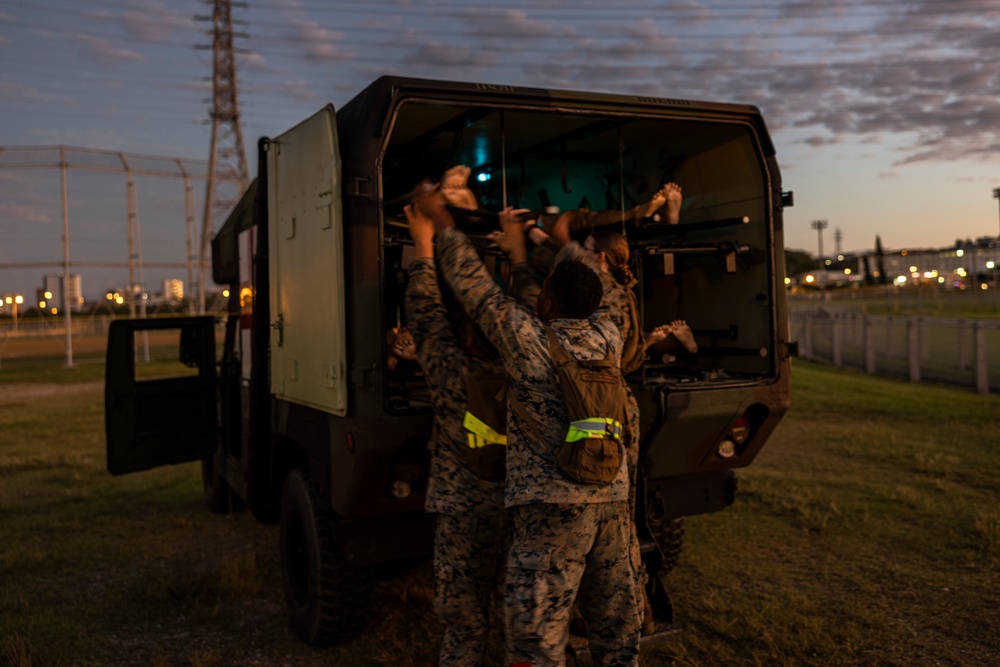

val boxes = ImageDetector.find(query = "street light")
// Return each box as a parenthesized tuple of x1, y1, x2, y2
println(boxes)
(994, 188, 1000, 237)
(5, 294, 24, 332)
(811, 219, 829, 266)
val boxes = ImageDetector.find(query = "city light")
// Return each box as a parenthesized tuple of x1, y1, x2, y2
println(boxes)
(956, 249, 965, 257)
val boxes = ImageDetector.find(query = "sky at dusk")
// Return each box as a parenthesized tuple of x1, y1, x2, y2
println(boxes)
(2, 0, 1000, 301)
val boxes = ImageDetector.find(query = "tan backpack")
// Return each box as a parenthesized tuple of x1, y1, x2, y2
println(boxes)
(545, 325, 627, 486)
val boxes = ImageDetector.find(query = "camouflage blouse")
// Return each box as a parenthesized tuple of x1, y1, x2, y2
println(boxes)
(435, 227, 629, 508)
(404, 256, 505, 516)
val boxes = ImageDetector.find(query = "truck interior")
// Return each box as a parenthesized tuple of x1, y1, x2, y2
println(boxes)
(379, 100, 778, 411)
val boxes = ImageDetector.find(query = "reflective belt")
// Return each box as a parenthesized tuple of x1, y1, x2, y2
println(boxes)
(565, 417, 623, 443)
(463, 411, 508, 449)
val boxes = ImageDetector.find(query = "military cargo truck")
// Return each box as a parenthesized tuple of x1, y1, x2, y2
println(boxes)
(105, 76, 795, 645)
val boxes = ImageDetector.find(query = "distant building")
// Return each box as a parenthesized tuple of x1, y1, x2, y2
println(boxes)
(875, 237, 1000, 288)
(38, 274, 84, 312)
(162, 279, 184, 304)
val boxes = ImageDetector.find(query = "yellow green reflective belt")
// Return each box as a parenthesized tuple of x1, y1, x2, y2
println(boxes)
(463, 412, 507, 449)
(565, 417, 623, 443)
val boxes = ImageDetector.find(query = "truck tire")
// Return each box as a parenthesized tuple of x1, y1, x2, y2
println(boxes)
(280, 469, 373, 645)
(656, 517, 685, 576)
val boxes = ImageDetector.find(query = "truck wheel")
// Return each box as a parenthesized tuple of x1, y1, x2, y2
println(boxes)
(655, 517, 685, 575)
(280, 469, 373, 645)
(201, 451, 245, 514)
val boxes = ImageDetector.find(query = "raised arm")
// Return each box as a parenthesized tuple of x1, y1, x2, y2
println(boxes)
(402, 204, 464, 393)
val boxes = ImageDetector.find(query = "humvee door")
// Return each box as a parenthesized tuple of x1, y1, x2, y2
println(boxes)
(105, 316, 218, 475)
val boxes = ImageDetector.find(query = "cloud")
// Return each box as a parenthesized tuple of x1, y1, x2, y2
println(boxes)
(292, 19, 351, 62)
(0, 202, 52, 225)
(803, 136, 840, 147)
(75, 34, 145, 66)
(279, 79, 320, 104)
(267, 0, 351, 64)
(121, 1, 194, 43)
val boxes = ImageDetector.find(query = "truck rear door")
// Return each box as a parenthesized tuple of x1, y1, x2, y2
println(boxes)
(105, 316, 218, 475)
(267, 105, 348, 416)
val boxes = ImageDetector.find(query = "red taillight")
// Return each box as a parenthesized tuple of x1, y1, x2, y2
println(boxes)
(731, 413, 750, 445)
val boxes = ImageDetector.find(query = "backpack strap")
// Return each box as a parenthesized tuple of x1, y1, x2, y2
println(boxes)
(543, 324, 573, 365)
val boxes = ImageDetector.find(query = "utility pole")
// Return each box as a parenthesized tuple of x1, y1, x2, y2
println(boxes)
(197, 0, 249, 314)
(811, 219, 828, 266)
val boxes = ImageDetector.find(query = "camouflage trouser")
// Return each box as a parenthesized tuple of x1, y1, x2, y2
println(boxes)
(434, 505, 509, 667)
(624, 389, 647, 590)
(504, 502, 641, 667)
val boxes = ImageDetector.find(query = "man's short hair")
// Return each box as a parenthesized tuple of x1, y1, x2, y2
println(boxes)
(547, 259, 603, 319)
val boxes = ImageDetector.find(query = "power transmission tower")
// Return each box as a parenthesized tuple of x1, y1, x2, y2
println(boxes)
(197, 0, 249, 314)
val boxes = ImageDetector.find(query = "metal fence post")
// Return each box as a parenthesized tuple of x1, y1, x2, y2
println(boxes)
(886, 316, 894, 358)
(957, 319, 969, 370)
(803, 315, 813, 358)
(919, 317, 929, 361)
(974, 322, 989, 394)
(832, 312, 843, 366)
(864, 316, 876, 374)
(908, 319, 921, 382)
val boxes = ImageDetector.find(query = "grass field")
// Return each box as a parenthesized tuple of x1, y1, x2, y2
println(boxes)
(1, 359, 999, 666)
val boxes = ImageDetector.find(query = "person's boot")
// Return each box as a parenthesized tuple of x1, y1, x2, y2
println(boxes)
(641, 586, 656, 636)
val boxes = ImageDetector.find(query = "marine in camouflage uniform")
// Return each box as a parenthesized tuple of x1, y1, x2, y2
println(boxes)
(405, 250, 508, 666)
(517, 235, 649, 625)
(429, 208, 640, 667)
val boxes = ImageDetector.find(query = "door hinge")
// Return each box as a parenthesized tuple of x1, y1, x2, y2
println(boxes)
(348, 177, 372, 200)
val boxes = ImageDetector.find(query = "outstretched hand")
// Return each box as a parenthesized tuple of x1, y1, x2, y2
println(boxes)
(550, 211, 574, 246)
(403, 204, 434, 259)
(492, 207, 530, 263)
